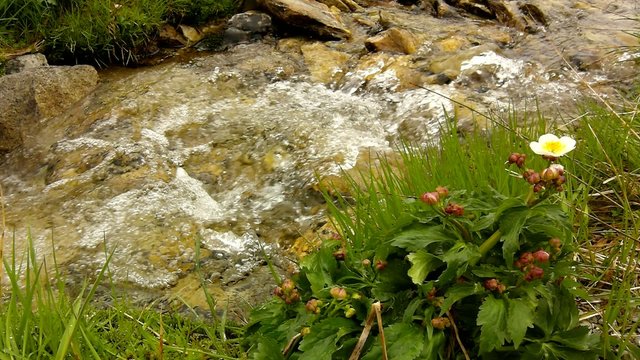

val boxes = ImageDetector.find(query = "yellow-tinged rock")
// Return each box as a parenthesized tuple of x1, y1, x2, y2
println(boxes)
(365, 27, 419, 55)
(301, 42, 351, 85)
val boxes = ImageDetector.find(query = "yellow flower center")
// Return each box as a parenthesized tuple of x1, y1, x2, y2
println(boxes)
(542, 140, 563, 154)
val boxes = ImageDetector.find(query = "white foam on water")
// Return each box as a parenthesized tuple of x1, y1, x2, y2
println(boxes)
(460, 51, 525, 85)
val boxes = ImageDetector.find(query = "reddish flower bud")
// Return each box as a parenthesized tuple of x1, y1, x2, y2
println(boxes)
(549, 164, 565, 176)
(281, 279, 295, 292)
(285, 291, 301, 304)
(273, 286, 283, 297)
(549, 238, 562, 252)
(526, 172, 541, 185)
(435, 186, 449, 197)
(431, 317, 451, 330)
(444, 202, 464, 216)
(519, 252, 534, 265)
(524, 265, 544, 281)
(516, 156, 526, 168)
(427, 287, 437, 300)
(484, 279, 499, 291)
(508, 153, 519, 164)
(497, 284, 506, 293)
(375, 259, 387, 271)
(533, 249, 550, 263)
(533, 182, 545, 192)
(330, 287, 348, 300)
(420, 191, 439, 205)
(333, 249, 346, 261)
(555, 175, 566, 185)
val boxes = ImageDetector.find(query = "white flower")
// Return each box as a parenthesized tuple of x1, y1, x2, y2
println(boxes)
(529, 134, 576, 157)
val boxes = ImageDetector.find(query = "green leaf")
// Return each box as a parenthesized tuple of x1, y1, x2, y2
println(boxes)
(362, 323, 424, 360)
(549, 326, 600, 351)
(301, 242, 339, 293)
(437, 242, 481, 284)
(471, 213, 496, 232)
(422, 330, 447, 360)
(390, 225, 456, 252)
(298, 317, 359, 360)
(440, 282, 484, 314)
(499, 206, 529, 265)
(507, 298, 534, 349)
(252, 338, 286, 360)
(477, 295, 509, 354)
(407, 250, 443, 285)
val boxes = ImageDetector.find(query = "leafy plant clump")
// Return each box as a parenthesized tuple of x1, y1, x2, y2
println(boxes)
(245, 134, 604, 359)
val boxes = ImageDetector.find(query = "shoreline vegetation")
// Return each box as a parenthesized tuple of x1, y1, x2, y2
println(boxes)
(1, 0, 639, 358)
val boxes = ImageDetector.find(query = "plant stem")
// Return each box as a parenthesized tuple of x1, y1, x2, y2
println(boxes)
(477, 229, 503, 259)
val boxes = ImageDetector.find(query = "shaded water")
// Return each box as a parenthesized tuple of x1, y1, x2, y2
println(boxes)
(1, 0, 638, 311)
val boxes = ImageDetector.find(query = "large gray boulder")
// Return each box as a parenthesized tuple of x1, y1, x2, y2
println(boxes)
(0, 65, 98, 152)
(258, 0, 351, 39)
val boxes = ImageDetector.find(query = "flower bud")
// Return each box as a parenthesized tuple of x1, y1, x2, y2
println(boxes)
(345, 307, 356, 318)
(549, 238, 562, 252)
(301, 327, 311, 336)
(420, 191, 439, 205)
(375, 259, 387, 271)
(431, 317, 451, 330)
(533, 249, 550, 263)
(483, 278, 499, 291)
(362, 258, 371, 267)
(435, 186, 449, 197)
(524, 265, 544, 281)
(519, 252, 534, 266)
(497, 284, 506, 293)
(281, 279, 295, 292)
(508, 153, 519, 164)
(285, 291, 301, 304)
(330, 287, 348, 300)
(516, 155, 526, 168)
(352, 292, 362, 300)
(526, 172, 541, 185)
(541, 167, 559, 181)
(533, 182, 545, 193)
(555, 175, 566, 185)
(549, 164, 565, 175)
(305, 299, 321, 314)
(333, 249, 346, 261)
(444, 202, 464, 216)
(426, 287, 437, 300)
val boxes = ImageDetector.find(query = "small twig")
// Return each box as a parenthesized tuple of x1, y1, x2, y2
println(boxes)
(446, 311, 470, 360)
(283, 333, 302, 357)
(349, 301, 382, 360)
(374, 302, 388, 360)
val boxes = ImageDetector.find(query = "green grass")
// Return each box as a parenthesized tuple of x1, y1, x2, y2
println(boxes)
(0, 0, 239, 66)
(0, 235, 244, 359)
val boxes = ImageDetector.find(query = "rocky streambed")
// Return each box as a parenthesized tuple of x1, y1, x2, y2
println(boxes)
(0, 0, 638, 316)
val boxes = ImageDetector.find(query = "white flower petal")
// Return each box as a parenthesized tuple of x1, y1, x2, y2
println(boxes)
(538, 134, 560, 144)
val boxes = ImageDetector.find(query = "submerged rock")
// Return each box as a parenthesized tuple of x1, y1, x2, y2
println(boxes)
(258, 0, 351, 39)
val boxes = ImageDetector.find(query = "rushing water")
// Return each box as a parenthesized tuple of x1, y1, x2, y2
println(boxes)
(1, 0, 638, 311)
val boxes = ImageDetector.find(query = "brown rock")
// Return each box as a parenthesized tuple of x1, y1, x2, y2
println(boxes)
(316, 0, 361, 12)
(364, 27, 418, 54)
(301, 42, 351, 85)
(258, 0, 351, 39)
(0, 65, 98, 152)
(159, 24, 187, 47)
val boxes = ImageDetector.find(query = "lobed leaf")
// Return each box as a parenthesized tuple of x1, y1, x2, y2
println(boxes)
(477, 295, 509, 354)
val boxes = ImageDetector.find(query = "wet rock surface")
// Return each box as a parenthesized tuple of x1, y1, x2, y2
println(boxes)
(1, 0, 638, 318)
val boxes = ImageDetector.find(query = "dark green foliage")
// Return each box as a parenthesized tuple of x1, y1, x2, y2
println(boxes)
(0, 0, 239, 66)
(244, 123, 604, 359)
